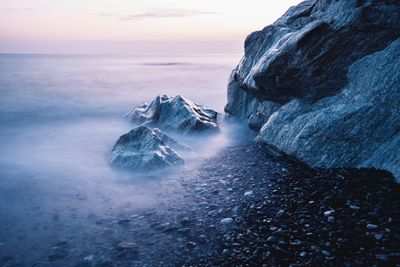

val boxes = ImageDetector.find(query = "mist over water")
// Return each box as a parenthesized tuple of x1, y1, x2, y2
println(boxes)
(0, 53, 252, 263)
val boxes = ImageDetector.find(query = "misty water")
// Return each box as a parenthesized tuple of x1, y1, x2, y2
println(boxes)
(0, 54, 253, 264)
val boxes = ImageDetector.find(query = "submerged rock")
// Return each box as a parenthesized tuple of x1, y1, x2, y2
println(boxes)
(224, 0, 400, 180)
(125, 95, 218, 133)
(111, 126, 184, 171)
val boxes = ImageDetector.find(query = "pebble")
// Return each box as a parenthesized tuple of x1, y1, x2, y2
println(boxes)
(220, 218, 234, 225)
(244, 191, 254, 197)
(349, 204, 360, 210)
(321, 250, 330, 257)
(374, 233, 384, 240)
(367, 223, 378, 230)
(375, 254, 389, 262)
(324, 210, 335, 216)
(271, 229, 283, 237)
(291, 239, 301, 246)
(276, 210, 285, 218)
(266, 236, 277, 244)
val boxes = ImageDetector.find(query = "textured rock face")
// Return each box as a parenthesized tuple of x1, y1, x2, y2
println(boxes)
(111, 126, 184, 171)
(126, 95, 218, 133)
(225, 0, 400, 121)
(259, 39, 400, 181)
(225, 0, 400, 180)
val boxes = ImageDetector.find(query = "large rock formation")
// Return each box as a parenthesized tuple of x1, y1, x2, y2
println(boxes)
(259, 40, 400, 179)
(225, 0, 400, 180)
(111, 126, 185, 171)
(126, 95, 218, 133)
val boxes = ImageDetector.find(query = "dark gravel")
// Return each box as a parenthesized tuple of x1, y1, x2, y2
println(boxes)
(182, 143, 400, 266)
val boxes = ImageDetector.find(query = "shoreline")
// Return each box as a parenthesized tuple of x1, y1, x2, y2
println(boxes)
(5, 141, 396, 266)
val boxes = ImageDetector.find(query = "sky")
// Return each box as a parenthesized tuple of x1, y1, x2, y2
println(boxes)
(0, 0, 302, 54)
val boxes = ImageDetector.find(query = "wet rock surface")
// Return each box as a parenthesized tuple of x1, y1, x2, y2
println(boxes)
(125, 95, 218, 133)
(111, 125, 184, 171)
(1, 143, 399, 266)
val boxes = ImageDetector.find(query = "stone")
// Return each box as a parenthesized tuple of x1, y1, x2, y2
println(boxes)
(258, 40, 400, 181)
(321, 250, 330, 257)
(266, 236, 277, 244)
(367, 224, 378, 230)
(244, 191, 254, 197)
(125, 95, 218, 133)
(220, 218, 234, 225)
(323, 210, 335, 216)
(375, 254, 389, 262)
(374, 233, 384, 241)
(349, 205, 360, 210)
(224, 0, 400, 181)
(276, 209, 285, 218)
(152, 128, 190, 151)
(226, 0, 399, 106)
(111, 126, 184, 171)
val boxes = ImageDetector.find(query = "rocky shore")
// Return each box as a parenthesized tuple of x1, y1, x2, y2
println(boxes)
(184, 144, 400, 266)
(2, 0, 399, 265)
(76, 144, 400, 266)
(2, 141, 398, 267)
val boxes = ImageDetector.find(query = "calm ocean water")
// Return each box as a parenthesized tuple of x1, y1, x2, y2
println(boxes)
(0, 54, 251, 264)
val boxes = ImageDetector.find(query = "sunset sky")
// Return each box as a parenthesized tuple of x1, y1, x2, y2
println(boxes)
(0, 0, 302, 54)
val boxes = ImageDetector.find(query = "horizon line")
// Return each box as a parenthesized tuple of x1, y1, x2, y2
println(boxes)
(0, 52, 243, 56)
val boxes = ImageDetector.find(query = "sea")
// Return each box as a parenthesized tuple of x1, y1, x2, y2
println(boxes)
(0, 53, 251, 264)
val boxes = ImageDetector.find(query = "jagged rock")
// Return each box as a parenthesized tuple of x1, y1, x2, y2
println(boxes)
(225, 0, 400, 180)
(225, 0, 400, 119)
(152, 128, 190, 151)
(258, 40, 400, 181)
(125, 95, 218, 133)
(111, 126, 184, 170)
